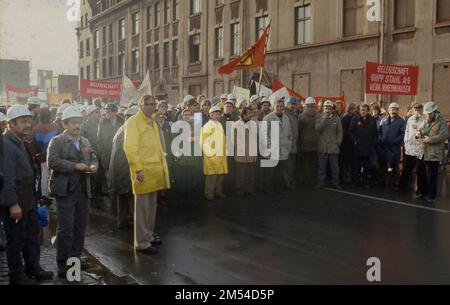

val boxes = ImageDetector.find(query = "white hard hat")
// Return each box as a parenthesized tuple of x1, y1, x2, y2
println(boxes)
(423, 101, 438, 115)
(224, 99, 234, 106)
(209, 105, 222, 114)
(389, 102, 400, 109)
(183, 95, 195, 103)
(324, 100, 334, 107)
(7, 105, 32, 121)
(125, 105, 139, 116)
(0, 112, 7, 122)
(261, 97, 271, 105)
(227, 93, 236, 100)
(250, 95, 259, 103)
(168, 104, 174, 111)
(40, 102, 49, 109)
(220, 94, 228, 99)
(85, 105, 98, 116)
(27, 96, 42, 106)
(305, 97, 316, 105)
(380, 108, 387, 115)
(57, 103, 71, 115)
(62, 106, 83, 121)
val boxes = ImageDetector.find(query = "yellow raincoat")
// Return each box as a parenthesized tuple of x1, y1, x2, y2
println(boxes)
(200, 120, 228, 176)
(123, 111, 171, 195)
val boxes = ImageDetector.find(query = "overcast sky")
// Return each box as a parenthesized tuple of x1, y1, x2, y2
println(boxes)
(0, 0, 78, 85)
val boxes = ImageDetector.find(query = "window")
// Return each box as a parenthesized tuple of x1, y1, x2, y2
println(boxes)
(108, 57, 114, 77)
(173, 0, 179, 21)
(189, 34, 201, 63)
(147, 46, 152, 69)
(102, 58, 107, 78)
(256, 16, 269, 39)
(215, 27, 223, 58)
(132, 50, 140, 73)
(94, 61, 100, 79)
(94, 30, 99, 49)
(86, 38, 90, 56)
(437, 0, 450, 23)
(172, 39, 179, 65)
(188, 84, 201, 97)
(163, 42, 169, 67)
(102, 26, 107, 46)
(164, 0, 171, 24)
(109, 23, 113, 43)
(154, 45, 160, 69)
(119, 18, 125, 40)
(80, 41, 84, 58)
(147, 6, 152, 30)
(86, 65, 91, 80)
(190, 0, 201, 15)
(295, 5, 311, 44)
(154, 2, 161, 27)
(80, 67, 84, 79)
(231, 23, 240, 56)
(395, 0, 415, 29)
(343, 0, 365, 37)
(118, 54, 125, 75)
(132, 12, 140, 35)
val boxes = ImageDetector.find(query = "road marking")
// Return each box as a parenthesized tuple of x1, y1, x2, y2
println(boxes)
(324, 188, 450, 214)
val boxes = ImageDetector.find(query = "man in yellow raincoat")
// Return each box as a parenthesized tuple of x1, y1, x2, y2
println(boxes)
(123, 95, 170, 255)
(200, 106, 228, 201)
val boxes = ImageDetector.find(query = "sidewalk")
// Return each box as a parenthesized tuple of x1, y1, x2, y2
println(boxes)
(0, 246, 103, 285)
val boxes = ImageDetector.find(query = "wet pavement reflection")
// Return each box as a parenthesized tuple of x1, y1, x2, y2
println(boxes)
(83, 171, 450, 285)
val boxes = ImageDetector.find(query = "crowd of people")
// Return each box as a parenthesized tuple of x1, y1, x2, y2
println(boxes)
(0, 91, 448, 285)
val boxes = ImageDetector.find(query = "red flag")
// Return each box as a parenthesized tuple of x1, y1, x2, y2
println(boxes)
(271, 77, 305, 100)
(218, 22, 271, 75)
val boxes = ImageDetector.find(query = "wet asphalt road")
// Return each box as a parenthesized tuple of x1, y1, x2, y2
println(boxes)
(84, 172, 450, 285)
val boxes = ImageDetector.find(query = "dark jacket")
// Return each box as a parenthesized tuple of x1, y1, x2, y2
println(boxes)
(298, 108, 320, 152)
(349, 114, 378, 157)
(0, 131, 37, 211)
(109, 126, 132, 195)
(81, 118, 99, 153)
(47, 132, 98, 198)
(380, 116, 406, 164)
(221, 113, 239, 134)
(341, 112, 355, 151)
(97, 116, 124, 169)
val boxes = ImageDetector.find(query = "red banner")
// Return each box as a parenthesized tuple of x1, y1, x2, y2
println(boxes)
(4, 83, 38, 104)
(80, 79, 139, 100)
(365, 61, 419, 96)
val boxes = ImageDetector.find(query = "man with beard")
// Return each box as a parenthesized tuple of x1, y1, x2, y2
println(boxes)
(47, 106, 98, 278)
(0, 105, 53, 285)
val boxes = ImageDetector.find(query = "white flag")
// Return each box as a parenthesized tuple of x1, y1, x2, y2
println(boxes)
(120, 74, 138, 106)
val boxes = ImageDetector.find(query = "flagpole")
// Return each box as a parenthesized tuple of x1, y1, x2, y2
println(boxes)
(257, 21, 271, 97)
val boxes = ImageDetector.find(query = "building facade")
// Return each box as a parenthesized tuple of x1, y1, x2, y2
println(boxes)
(37, 69, 53, 91)
(0, 59, 30, 92)
(79, 0, 450, 119)
(45, 75, 79, 97)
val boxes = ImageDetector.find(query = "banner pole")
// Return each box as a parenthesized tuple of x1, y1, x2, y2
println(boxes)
(257, 21, 271, 97)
